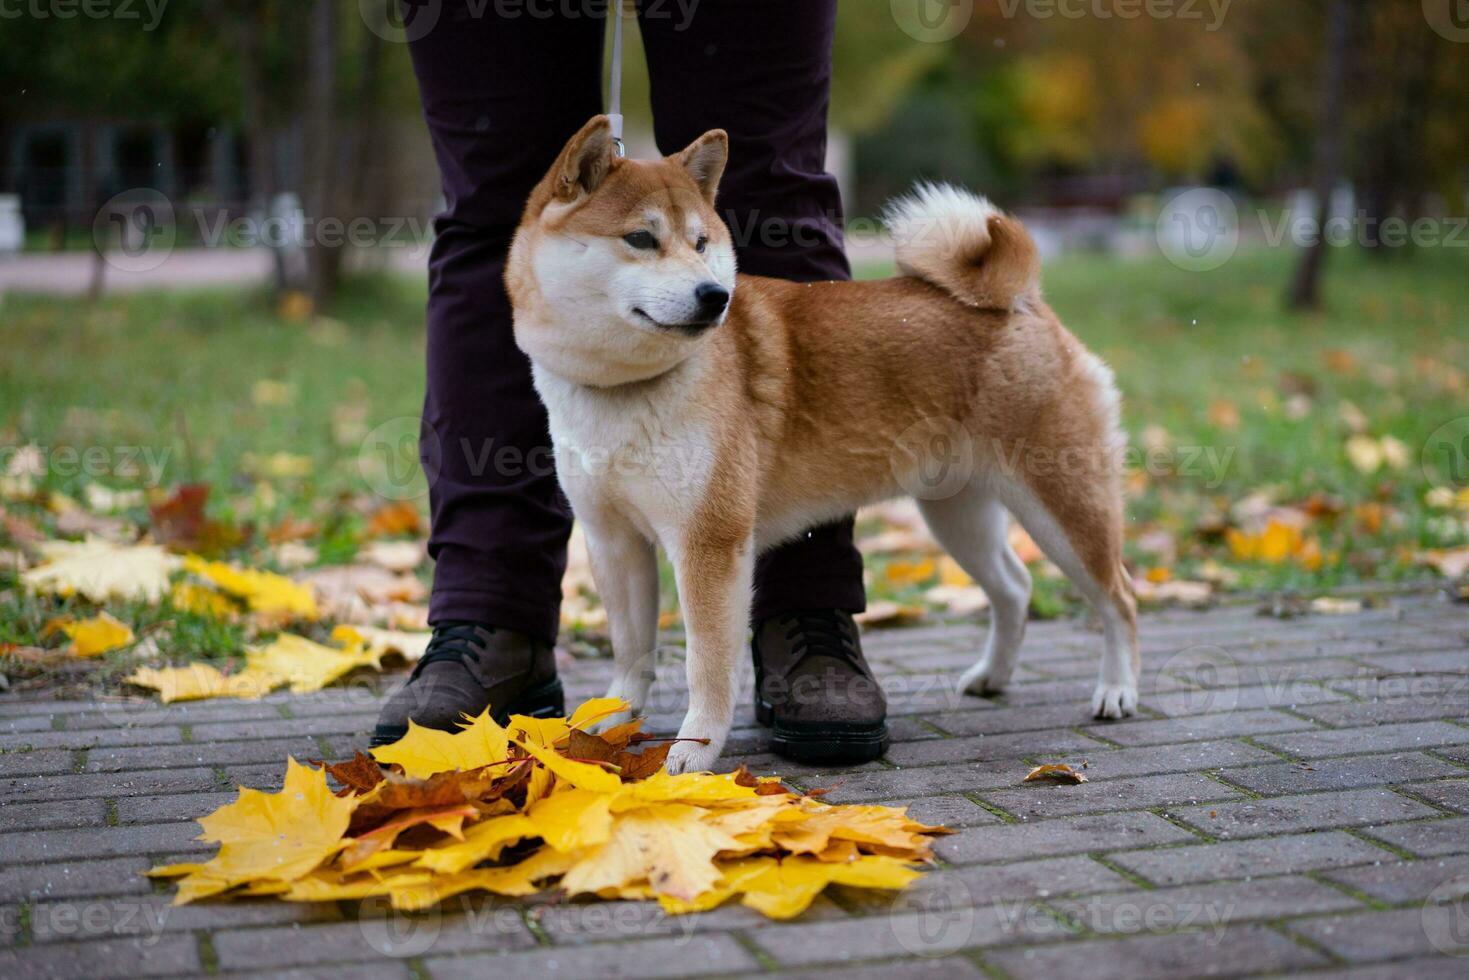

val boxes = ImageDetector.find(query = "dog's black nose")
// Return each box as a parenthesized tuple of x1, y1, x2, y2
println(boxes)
(694, 282, 730, 320)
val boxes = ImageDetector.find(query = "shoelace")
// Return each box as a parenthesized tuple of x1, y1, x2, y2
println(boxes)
(409, 621, 492, 679)
(782, 611, 860, 667)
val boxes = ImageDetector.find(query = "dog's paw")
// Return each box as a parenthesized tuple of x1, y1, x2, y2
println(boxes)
(663, 739, 721, 776)
(1091, 682, 1138, 720)
(960, 658, 1012, 698)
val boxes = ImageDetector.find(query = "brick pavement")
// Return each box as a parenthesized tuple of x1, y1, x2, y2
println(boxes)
(1, 592, 1466, 978)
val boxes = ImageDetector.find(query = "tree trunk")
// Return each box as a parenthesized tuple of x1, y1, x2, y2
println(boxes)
(1286, 0, 1362, 311)
(303, 0, 342, 310)
(237, 9, 291, 294)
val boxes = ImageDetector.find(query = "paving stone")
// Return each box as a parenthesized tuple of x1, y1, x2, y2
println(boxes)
(787, 958, 988, 980)
(1081, 709, 1317, 747)
(424, 933, 759, 978)
(936, 811, 1198, 865)
(882, 728, 1108, 767)
(0, 748, 75, 778)
(113, 791, 237, 825)
(1362, 815, 1469, 857)
(983, 923, 1327, 979)
(1283, 960, 1469, 980)
(977, 772, 1243, 821)
(0, 766, 221, 804)
(1051, 874, 1360, 934)
(837, 855, 1134, 914)
(922, 702, 1106, 737)
(0, 935, 201, 978)
(0, 857, 153, 902)
(0, 821, 210, 866)
(1165, 788, 1440, 839)
(1397, 777, 1469, 813)
(0, 726, 185, 751)
(1147, 682, 1348, 718)
(188, 714, 380, 743)
(533, 893, 845, 943)
(1216, 752, 1465, 796)
(1106, 831, 1396, 886)
(224, 967, 412, 980)
(84, 737, 325, 773)
(748, 903, 1066, 965)
(1301, 693, 1469, 727)
(1255, 721, 1469, 760)
(0, 797, 108, 832)
(873, 794, 1001, 828)
(213, 912, 538, 971)
(1289, 908, 1461, 961)
(1324, 855, 1469, 903)
(0, 715, 63, 734)
(26, 895, 341, 943)
(1049, 739, 1283, 780)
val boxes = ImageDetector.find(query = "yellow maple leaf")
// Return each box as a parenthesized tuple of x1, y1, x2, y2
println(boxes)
(412, 813, 536, 874)
(370, 710, 512, 779)
(514, 738, 622, 794)
(23, 538, 179, 603)
(171, 582, 240, 620)
(883, 557, 937, 586)
(330, 624, 430, 662)
(126, 663, 282, 703)
(184, 556, 318, 622)
(245, 633, 380, 695)
(44, 612, 134, 657)
(169, 759, 355, 902)
(560, 803, 745, 901)
(526, 788, 613, 852)
(661, 855, 923, 919)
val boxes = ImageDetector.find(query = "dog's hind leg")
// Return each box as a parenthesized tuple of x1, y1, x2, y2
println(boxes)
(995, 472, 1139, 720)
(919, 490, 1032, 697)
(663, 532, 755, 774)
(582, 515, 661, 729)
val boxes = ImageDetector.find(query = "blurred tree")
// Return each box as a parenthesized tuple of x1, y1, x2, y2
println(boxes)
(1287, 0, 1366, 311)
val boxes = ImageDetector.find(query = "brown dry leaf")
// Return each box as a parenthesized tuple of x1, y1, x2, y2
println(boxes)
(316, 751, 386, 795)
(1023, 764, 1088, 785)
(149, 484, 247, 556)
(364, 501, 424, 538)
(1416, 547, 1469, 579)
(361, 540, 425, 573)
(300, 565, 428, 624)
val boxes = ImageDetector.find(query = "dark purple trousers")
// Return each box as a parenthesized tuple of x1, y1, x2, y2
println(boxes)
(408, 0, 865, 644)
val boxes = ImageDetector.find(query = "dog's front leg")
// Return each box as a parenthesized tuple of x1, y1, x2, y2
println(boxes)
(663, 532, 754, 774)
(583, 516, 660, 729)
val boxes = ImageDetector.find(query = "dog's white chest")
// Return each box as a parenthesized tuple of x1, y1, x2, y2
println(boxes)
(533, 365, 715, 542)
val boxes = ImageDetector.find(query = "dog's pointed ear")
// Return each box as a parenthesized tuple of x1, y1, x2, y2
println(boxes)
(552, 116, 616, 203)
(675, 129, 728, 203)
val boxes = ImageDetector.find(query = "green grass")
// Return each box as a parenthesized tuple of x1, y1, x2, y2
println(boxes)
(2, 245, 1467, 680)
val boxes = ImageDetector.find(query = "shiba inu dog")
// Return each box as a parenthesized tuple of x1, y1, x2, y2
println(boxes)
(507, 116, 1138, 774)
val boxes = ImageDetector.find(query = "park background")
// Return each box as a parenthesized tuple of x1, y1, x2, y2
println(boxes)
(1, 0, 1468, 692)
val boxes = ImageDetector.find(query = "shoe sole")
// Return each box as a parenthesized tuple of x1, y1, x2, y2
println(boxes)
(755, 699, 890, 765)
(369, 677, 566, 748)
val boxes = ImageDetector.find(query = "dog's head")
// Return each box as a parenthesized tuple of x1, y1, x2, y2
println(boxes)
(507, 115, 736, 387)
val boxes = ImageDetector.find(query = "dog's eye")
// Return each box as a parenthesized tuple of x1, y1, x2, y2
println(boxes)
(695, 236, 709, 253)
(623, 231, 658, 250)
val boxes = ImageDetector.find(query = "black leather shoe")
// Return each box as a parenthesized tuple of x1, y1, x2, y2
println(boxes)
(751, 609, 889, 764)
(371, 621, 563, 747)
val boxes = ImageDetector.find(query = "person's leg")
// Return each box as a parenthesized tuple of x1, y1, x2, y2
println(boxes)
(638, 0, 883, 762)
(375, 2, 605, 742)
(410, 2, 606, 644)
(635, 0, 865, 623)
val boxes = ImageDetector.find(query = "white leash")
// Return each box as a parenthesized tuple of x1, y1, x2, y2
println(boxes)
(607, 0, 626, 158)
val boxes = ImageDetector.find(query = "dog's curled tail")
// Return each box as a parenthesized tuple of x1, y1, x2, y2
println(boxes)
(884, 183, 1040, 312)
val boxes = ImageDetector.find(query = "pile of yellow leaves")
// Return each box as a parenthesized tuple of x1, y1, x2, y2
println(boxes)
(150, 699, 946, 919)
